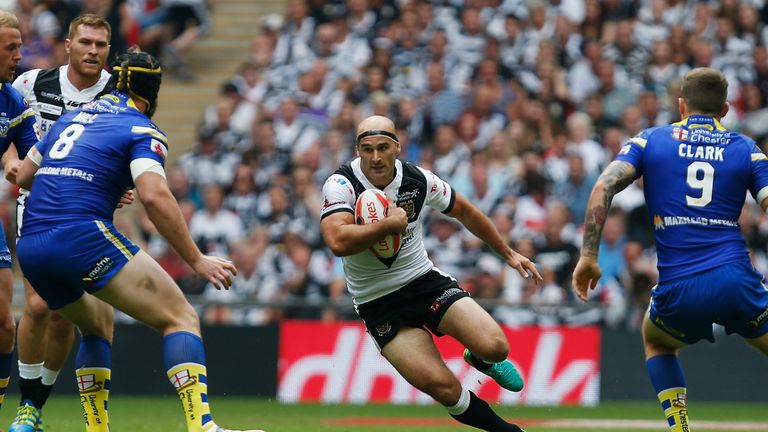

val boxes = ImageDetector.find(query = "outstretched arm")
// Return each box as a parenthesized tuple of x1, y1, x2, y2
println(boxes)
(135, 171, 236, 289)
(573, 160, 637, 301)
(447, 192, 542, 281)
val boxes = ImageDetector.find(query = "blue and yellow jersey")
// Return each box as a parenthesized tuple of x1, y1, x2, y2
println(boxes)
(0, 82, 38, 158)
(616, 115, 768, 283)
(22, 92, 168, 235)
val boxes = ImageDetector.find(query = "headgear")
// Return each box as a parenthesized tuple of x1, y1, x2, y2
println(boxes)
(111, 50, 162, 118)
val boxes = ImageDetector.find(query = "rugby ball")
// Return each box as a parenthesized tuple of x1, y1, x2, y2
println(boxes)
(354, 189, 402, 259)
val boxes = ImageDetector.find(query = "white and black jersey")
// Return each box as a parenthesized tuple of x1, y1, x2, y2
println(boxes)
(13, 65, 112, 139)
(321, 158, 456, 304)
(12, 65, 111, 238)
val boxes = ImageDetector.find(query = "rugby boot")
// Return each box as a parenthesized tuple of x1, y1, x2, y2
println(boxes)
(9, 400, 42, 432)
(464, 348, 524, 392)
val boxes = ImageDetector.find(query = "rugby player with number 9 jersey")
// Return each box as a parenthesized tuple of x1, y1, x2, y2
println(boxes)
(573, 68, 768, 432)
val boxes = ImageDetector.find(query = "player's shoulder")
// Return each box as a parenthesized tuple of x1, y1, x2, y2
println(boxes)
(11, 68, 41, 94)
(128, 117, 168, 146)
(0, 82, 29, 109)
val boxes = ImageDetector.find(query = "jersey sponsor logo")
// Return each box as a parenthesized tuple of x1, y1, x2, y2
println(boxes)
(39, 103, 63, 117)
(0, 115, 9, 137)
(748, 307, 768, 329)
(429, 288, 463, 313)
(84, 256, 115, 282)
(654, 214, 739, 229)
(322, 198, 346, 209)
(619, 144, 631, 155)
(654, 316, 686, 338)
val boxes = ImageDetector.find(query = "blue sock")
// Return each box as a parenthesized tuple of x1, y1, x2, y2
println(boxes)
(76, 336, 111, 369)
(163, 332, 214, 430)
(163, 331, 206, 371)
(646, 354, 685, 393)
(647, 354, 690, 432)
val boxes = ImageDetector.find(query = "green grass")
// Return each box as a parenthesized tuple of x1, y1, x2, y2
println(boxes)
(3, 397, 766, 432)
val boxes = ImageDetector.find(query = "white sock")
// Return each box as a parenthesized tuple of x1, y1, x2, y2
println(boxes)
(18, 361, 43, 380)
(445, 387, 471, 415)
(41, 367, 60, 386)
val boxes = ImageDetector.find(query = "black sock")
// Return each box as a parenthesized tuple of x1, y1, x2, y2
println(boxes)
(18, 378, 47, 409)
(38, 383, 54, 407)
(450, 391, 524, 432)
(467, 351, 492, 372)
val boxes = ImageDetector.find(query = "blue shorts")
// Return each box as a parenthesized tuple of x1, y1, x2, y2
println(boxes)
(649, 260, 768, 344)
(17, 220, 140, 309)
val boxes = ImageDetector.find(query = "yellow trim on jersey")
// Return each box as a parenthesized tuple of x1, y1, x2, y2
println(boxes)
(629, 137, 647, 148)
(752, 153, 768, 162)
(95, 221, 133, 260)
(10, 108, 35, 127)
(130, 126, 168, 144)
(675, 116, 728, 131)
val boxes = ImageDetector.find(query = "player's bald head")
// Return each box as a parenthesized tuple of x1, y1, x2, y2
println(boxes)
(356, 115, 398, 145)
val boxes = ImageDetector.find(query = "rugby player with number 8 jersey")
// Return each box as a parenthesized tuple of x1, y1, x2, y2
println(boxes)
(14, 48, 263, 432)
(573, 68, 768, 432)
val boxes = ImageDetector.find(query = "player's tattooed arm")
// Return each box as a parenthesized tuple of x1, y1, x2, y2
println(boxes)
(581, 161, 636, 258)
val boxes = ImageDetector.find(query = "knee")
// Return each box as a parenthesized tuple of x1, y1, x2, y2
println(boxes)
(164, 303, 200, 335)
(24, 294, 51, 322)
(49, 312, 74, 336)
(474, 334, 510, 363)
(419, 375, 463, 406)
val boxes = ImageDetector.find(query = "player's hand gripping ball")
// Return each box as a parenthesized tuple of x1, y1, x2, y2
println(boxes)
(354, 189, 402, 259)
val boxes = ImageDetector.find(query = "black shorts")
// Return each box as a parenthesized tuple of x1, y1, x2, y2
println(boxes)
(355, 270, 470, 350)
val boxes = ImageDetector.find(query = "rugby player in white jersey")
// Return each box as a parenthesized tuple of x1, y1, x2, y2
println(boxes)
(320, 115, 542, 432)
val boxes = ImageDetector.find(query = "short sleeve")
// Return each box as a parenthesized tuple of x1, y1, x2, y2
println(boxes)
(128, 124, 168, 167)
(419, 167, 455, 213)
(320, 174, 356, 220)
(614, 127, 657, 178)
(749, 140, 768, 204)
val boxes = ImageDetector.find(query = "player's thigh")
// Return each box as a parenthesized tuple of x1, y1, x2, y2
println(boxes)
(438, 297, 508, 359)
(642, 309, 688, 357)
(94, 250, 198, 334)
(22, 277, 52, 320)
(57, 292, 114, 340)
(381, 326, 460, 401)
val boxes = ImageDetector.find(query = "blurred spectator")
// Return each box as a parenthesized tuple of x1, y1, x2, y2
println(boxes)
(189, 184, 245, 257)
(160, 0, 210, 80)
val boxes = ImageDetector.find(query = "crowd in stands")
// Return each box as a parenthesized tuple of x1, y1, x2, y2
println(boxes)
(7, 0, 768, 330)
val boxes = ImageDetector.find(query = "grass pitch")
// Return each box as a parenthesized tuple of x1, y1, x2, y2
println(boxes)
(3, 397, 766, 432)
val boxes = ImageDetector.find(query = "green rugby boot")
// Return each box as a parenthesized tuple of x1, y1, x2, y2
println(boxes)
(463, 348, 524, 392)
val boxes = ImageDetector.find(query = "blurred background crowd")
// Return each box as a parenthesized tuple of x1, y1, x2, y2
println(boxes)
(4, 0, 768, 330)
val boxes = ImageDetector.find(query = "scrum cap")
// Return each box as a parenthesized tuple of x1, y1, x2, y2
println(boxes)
(111, 50, 162, 118)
